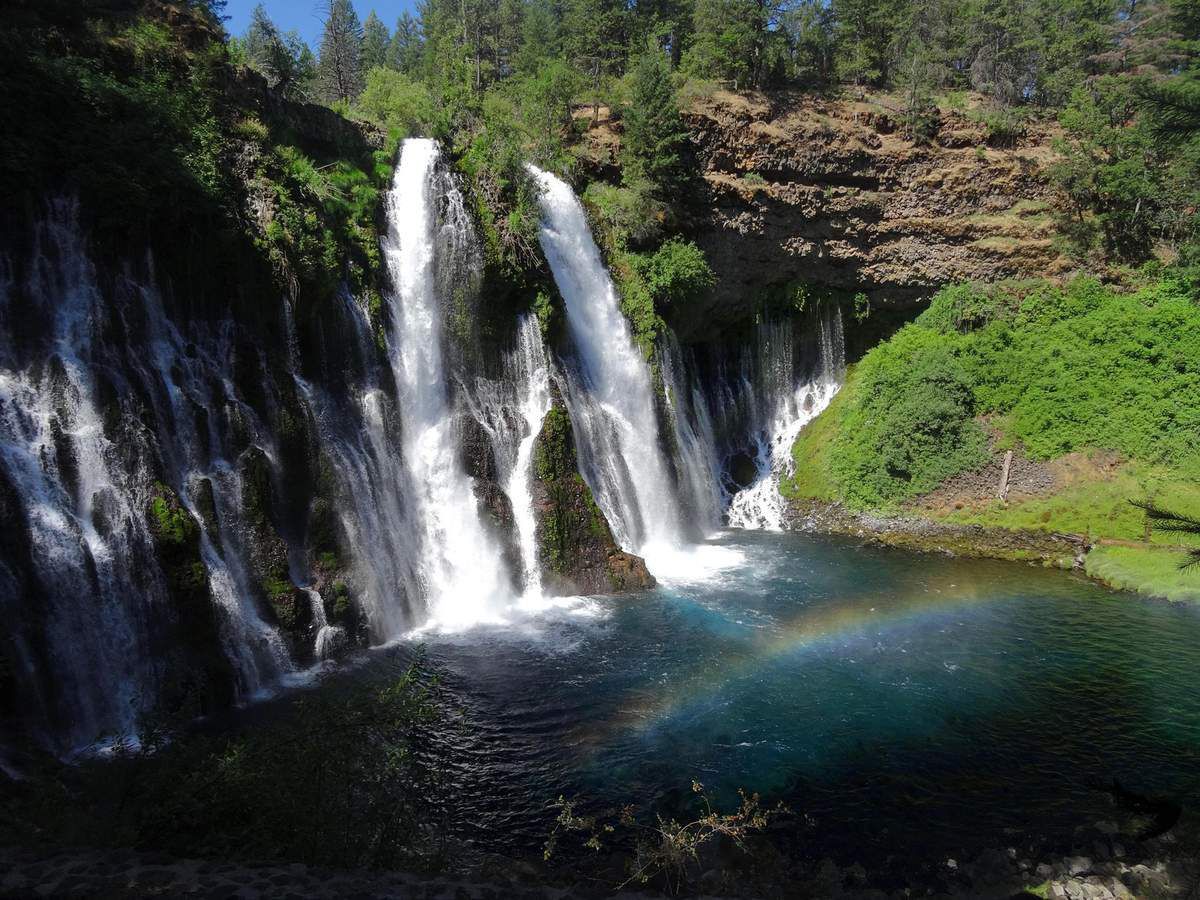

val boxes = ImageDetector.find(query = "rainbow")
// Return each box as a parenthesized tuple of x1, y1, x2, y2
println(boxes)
(579, 572, 1000, 745)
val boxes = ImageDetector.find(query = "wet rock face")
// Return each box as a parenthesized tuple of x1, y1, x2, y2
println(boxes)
(530, 405, 654, 596)
(146, 482, 236, 716)
(660, 92, 1068, 341)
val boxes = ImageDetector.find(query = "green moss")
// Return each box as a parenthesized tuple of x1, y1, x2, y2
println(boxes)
(1085, 545, 1200, 602)
(534, 406, 575, 482)
(262, 574, 299, 629)
(329, 580, 352, 623)
(582, 477, 611, 540)
(149, 483, 199, 546)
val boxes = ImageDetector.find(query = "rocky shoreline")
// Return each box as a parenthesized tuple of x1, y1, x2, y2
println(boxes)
(784, 498, 1091, 569)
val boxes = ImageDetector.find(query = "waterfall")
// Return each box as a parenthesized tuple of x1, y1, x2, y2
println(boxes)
(1, 144, 846, 754)
(0, 204, 161, 749)
(121, 277, 293, 694)
(720, 309, 846, 530)
(660, 332, 725, 534)
(381, 139, 516, 630)
(288, 292, 421, 643)
(527, 167, 694, 574)
(467, 314, 552, 598)
(0, 200, 294, 751)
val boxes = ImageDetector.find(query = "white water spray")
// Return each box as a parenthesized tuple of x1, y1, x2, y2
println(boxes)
(724, 311, 845, 530)
(469, 314, 552, 598)
(528, 167, 741, 580)
(383, 139, 516, 630)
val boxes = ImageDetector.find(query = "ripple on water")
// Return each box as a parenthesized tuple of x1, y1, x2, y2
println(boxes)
(259, 531, 1200, 867)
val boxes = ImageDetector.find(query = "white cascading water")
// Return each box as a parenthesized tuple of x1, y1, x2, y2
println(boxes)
(660, 331, 726, 534)
(289, 291, 422, 642)
(723, 310, 845, 530)
(123, 277, 294, 693)
(0, 201, 293, 751)
(467, 314, 552, 598)
(382, 139, 516, 630)
(0, 203, 160, 749)
(528, 167, 711, 577)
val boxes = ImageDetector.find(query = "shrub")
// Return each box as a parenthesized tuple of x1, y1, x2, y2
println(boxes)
(629, 239, 714, 307)
(823, 277, 1200, 509)
(831, 327, 989, 507)
(354, 67, 433, 136)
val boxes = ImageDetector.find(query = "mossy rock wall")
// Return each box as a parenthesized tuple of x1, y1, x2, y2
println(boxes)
(146, 482, 236, 718)
(530, 405, 655, 595)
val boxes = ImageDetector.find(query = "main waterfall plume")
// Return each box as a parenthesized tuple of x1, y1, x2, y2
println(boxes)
(382, 138, 517, 630)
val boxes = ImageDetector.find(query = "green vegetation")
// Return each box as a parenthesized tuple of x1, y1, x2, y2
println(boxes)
(149, 484, 199, 547)
(830, 326, 990, 507)
(622, 45, 690, 195)
(0, 9, 232, 242)
(0, 664, 445, 871)
(936, 460, 1200, 544)
(787, 277, 1200, 513)
(1085, 545, 1200, 602)
(533, 405, 616, 574)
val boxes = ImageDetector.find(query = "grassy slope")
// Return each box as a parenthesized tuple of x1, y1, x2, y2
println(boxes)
(783, 332, 1200, 602)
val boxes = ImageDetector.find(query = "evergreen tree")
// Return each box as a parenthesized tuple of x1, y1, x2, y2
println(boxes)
(242, 4, 311, 95)
(317, 0, 365, 103)
(388, 12, 424, 74)
(833, 0, 910, 87)
(780, 0, 839, 85)
(496, 0, 525, 77)
(683, 0, 761, 89)
(362, 11, 391, 72)
(631, 0, 695, 67)
(514, 0, 561, 75)
(561, 0, 629, 85)
(243, 3, 275, 67)
(622, 45, 690, 193)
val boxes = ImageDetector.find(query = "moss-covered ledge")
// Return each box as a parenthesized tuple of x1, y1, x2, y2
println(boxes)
(530, 405, 654, 595)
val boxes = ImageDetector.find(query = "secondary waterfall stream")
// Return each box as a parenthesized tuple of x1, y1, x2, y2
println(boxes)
(528, 166, 700, 576)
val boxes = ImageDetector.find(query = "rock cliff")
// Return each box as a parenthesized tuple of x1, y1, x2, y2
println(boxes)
(583, 90, 1072, 342)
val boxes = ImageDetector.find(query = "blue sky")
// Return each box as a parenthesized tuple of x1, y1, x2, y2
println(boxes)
(224, 0, 420, 51)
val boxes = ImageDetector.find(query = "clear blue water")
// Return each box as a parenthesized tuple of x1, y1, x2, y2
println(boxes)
(342, 532, 1200, 867)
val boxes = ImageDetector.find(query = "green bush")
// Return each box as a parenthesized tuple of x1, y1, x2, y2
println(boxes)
(582, 179, 666, 251)
(822, 277, 1200, 509)
(629, 239, 714, 307)
(353, 66, 433, 136)
(830, 327, 989, 507)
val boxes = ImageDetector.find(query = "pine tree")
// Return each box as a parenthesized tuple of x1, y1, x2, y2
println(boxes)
(317, 0, 365, 103)
(622, 45, 690, 193)
(514, 0, 560, 75)
(683, 0, 761, 89)
(388, 12, 423, 74)
(243, 3, 275, 67)
(242, 4, 310, 95)
(562, 0, 629, 120)
(832, 0, 910, 87)
(362, 11, 391, 72)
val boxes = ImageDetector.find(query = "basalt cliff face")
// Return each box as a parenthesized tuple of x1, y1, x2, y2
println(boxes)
(587, 91, 1070, 342)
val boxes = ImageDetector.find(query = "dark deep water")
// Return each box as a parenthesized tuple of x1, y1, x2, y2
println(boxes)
(275, 531, 1200, 869)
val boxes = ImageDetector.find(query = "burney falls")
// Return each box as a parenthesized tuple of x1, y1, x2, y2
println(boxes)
(2, 1, 1200, 897)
